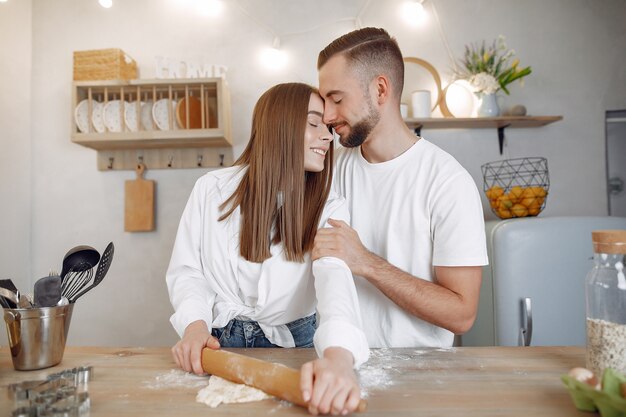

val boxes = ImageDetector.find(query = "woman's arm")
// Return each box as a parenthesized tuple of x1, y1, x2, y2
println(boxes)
(166, 177, 219, 374)
(300, 196, 369, 414)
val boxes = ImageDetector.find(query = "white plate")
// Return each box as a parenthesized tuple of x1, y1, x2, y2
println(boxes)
(103, 100, 128, 132)
(124, 101, 144, 132)
(140, 100, 155, 131)
(74, 99, 90, 133)
(152, 99, 178, 131)
(90, 101, 105, 133)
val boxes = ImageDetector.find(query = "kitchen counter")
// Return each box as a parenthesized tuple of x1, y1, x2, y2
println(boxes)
(0, 346, 586, 416)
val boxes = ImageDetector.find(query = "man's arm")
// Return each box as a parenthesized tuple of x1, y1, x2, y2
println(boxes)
(312, 219, 482, 334)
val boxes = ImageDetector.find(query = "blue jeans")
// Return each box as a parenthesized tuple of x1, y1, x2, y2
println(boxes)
(212, 315, 316, 348)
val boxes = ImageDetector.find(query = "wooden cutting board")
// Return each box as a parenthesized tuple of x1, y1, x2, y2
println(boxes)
(125, 163, 155, 232)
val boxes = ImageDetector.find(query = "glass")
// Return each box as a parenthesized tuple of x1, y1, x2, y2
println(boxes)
(585, 230, 626, 376)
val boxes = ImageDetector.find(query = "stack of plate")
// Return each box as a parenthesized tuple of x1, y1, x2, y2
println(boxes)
(75, 98, 205, 133)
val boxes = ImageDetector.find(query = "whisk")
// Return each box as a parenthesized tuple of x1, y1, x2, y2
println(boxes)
(61, 263, 94, 301)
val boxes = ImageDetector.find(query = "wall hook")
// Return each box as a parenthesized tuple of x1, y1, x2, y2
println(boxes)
(137, 155, 144, 165)
(107, 157, 114, 170)
(168, 155, 174, 168)
(197, 154, 203, 167)
(219, 154, 225, 167)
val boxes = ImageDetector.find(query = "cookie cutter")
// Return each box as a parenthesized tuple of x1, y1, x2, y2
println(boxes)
(8, 366, 93, 416)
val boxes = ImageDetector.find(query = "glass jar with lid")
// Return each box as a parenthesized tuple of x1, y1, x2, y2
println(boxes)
(585, 230, 626, 376)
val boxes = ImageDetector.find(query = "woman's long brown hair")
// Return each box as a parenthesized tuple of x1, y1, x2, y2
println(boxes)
(219, 83, 334, 263)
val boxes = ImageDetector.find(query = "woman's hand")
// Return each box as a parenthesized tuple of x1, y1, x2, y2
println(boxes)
(171, 320, 220, 375)
(300, 347, 361, 415)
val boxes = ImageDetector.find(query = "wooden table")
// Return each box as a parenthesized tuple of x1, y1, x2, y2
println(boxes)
(0, 346, 587, 416)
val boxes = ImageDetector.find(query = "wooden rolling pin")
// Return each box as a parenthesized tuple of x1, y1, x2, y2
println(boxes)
(201, 348, 367, 412)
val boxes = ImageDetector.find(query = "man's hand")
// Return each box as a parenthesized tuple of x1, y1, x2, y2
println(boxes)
(300, 347, 361, 415)
(312, 219, 373, 276)
(171, 320, 220, 375)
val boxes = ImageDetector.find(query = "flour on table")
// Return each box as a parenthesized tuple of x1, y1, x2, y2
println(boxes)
(196, 376, 273, 408)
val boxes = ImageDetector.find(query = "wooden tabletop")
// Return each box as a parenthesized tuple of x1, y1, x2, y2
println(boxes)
(0, 346, 587, 416)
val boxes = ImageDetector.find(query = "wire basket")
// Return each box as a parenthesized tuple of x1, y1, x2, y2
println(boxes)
(481, 157, 550, 219)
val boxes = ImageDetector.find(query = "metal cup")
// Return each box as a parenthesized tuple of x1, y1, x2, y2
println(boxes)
(3, 304, 74, 371)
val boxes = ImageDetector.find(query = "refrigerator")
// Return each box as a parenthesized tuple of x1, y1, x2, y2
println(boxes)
(462, 216, 626, 347)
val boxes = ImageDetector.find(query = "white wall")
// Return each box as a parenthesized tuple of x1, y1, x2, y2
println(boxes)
(0, 1, 32, 301)
(1, 0, 625, 347)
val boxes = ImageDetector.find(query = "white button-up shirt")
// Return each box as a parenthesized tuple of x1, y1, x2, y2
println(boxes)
(166, 166, 369, 367)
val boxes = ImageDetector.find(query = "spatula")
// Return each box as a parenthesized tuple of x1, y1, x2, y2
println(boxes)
(33, 274, 62, 307)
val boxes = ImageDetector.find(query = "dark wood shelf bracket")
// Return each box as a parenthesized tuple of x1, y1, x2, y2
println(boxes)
(497, 124, 511, 155)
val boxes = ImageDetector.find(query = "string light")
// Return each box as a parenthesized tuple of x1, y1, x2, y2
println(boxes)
(401, 0, 427, 26)
(260, 37, 288, 70)
(98, 0, 112, 8)
(197, 0, 223, 17)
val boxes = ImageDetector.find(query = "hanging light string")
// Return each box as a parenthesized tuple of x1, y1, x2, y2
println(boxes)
(233, 0, 372, 46)
(430, 0, 457, 72)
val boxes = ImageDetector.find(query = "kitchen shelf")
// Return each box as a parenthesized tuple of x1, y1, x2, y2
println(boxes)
(404, 116, 563, 154)
(71, 78, 233, 170)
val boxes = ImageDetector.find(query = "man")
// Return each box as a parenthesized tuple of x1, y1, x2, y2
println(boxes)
(313, 27, 488, 349)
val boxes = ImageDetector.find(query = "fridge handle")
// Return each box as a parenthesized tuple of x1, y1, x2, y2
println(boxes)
(518, 297, 533, 346)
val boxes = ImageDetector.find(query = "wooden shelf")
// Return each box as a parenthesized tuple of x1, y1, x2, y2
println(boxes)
(71, 77, 233, 170)
(404, 116, 563, 154)
(404, 116, 562, 130)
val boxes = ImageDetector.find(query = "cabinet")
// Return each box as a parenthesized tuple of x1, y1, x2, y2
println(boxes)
(71, 78, 233, 170)
(404, 116, 563, 154)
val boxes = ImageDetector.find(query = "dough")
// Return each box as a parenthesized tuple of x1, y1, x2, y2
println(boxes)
(196, 376, 273, 408)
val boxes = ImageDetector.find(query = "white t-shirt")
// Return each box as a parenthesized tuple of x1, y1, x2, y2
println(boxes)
(333, 138, 488, 348)
(166, 166, 369, 366)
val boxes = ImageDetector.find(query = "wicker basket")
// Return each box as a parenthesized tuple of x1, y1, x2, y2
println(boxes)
(73, 48, 138, 81)
(481, 157, 550, 219)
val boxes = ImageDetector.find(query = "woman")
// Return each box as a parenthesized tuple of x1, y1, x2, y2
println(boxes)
(167, 83, 369, 415)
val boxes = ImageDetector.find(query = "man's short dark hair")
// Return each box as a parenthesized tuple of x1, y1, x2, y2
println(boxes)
(318, 27, 404, 101)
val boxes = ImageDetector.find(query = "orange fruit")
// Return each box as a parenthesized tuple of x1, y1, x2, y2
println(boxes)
(508, 186, 524, 203)
(511, 203, 529, 217)
(497, 208, 513, 219)
(486, 186, 504, 200)
(530, 186, 547, 197)
(528, 206, 542, 216)
(497, 195, 513, 209)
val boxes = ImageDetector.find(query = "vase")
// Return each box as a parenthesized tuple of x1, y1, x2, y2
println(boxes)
(477, 93, 500, 117)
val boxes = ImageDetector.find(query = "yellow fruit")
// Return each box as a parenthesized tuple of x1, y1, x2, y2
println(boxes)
(521, 187, 536, 199)
(511, 203, 529, 217)
(528, 206, 542, 216)
(497, 195, 513, 209)
(520, 196, 538, 208)
(486, 186, 504, 200)
(508, 186, 524, 203)
(497, 208, 513, 219)
(530, 186, 547, 197)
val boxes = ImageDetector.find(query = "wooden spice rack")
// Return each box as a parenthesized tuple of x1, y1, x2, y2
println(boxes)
(404, 116, 563, 154)
(71, 78, 233, 170)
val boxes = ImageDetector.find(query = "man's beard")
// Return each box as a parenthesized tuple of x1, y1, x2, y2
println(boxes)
(338, 104, 380, 148)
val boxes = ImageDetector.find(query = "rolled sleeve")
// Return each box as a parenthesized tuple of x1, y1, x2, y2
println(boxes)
(166, 178, 217, 338)
(313, 257, 369, 368)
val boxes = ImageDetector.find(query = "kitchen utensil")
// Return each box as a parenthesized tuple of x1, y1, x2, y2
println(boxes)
(125, 163, 155, 232)
(3, 303, 74, 370)
(0, 287, 20, 308)
(60, 245, 100, 279)
(34, 274, 62, 308)
(70, 242, 114, 303)
(201, 348, 368, 412)
(61, 268, 93, 302)
(0, 279, 20, 309)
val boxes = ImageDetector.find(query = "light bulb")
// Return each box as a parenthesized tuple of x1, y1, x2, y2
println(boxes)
(197, 0, 223, 17)
(401, 1, 427, 26)
(99, 0, 113, 8)
(260, 46, 288, 70)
